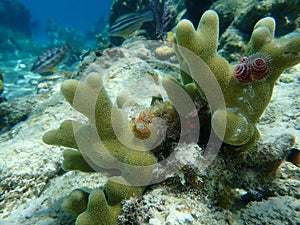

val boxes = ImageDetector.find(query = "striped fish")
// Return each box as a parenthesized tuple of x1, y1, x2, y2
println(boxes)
(109, 10, 154, 39)
(31, 44, 71, 75)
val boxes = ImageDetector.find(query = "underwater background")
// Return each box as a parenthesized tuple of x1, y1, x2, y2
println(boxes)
(19, 0, 113, 43)
(0, 0, 299, 224)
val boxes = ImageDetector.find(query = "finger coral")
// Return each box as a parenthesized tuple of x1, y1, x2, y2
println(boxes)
(43, 72, 157, 225)
(171, 10, 300, 148)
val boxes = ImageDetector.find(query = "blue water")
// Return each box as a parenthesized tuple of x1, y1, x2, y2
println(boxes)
(0, 0, 114, 100)
(19, 0, 113, 43)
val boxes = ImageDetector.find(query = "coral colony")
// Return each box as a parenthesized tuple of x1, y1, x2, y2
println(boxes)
(174, 10, 300, 147)
(43, 10, 300, 225)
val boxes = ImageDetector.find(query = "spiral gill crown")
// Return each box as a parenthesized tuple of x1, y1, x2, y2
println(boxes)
(250, 56, 269, 80)
(234, 53, 272, 83)
(234, 59, 251, 83)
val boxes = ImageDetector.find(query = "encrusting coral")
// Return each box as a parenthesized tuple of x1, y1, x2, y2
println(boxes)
(42, 10, 300, 224)
(170, 10, 300, 148)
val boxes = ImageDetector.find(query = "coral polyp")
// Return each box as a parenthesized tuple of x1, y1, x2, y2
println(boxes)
(234, 53, 272, 83)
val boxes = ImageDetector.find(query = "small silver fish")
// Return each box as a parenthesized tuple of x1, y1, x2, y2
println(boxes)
(108, 10, 154, 39)
(31, 44, 71, 75)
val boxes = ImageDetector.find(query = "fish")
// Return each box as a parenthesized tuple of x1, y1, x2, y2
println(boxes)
(108, 10, 154, 39)
(31, 44, 71, 75)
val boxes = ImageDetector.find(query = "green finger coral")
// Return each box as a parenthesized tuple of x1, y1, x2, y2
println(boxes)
(171, 10, 300, 148)
(43, 72, 157, 224)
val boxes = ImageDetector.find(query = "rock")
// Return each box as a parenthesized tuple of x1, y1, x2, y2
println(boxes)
(155, 45, 175, 60)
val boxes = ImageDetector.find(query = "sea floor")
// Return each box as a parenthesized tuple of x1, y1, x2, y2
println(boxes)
(0, 40, 299, 224)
